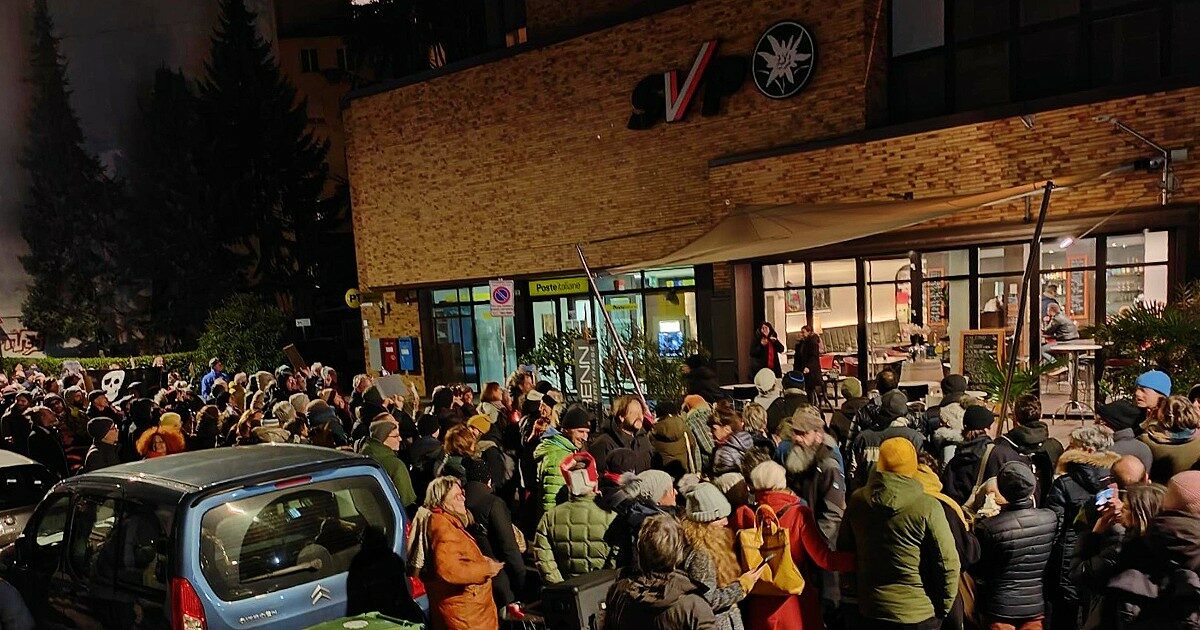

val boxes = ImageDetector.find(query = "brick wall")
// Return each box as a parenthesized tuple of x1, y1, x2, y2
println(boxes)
(345, 0, 870, 291)
(710, 88, 1200, 233)
(361, 301, 428, 391)
(524, 0, 650, 40)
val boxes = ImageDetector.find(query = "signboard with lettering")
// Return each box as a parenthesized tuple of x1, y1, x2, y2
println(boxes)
(958, 328, 1005, 389)
(529, 277, 590, 297)
(925, 269, 946, 325)
(573, 339, 600, 405)
(489, 279, 515, 317)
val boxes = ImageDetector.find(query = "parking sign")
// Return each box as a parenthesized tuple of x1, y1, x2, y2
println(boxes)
(489, 279, 515, 317)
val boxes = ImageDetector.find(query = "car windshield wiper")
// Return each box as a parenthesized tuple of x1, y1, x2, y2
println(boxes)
(240, 559, 322, 584)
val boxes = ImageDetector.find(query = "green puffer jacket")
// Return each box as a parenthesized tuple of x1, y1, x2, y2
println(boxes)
(838, 470, 960, 625)
(533, 430, 578, 512)
(532, 493, 616, 583)
(359, 438, 417, 508)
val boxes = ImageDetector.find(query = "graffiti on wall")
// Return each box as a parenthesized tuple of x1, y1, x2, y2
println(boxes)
(0, 318, 44, 357)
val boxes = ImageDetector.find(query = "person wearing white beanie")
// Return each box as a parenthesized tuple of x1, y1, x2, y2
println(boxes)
(608, 469, 678, 569)
(749, 460, 788, 492)
(680, 483, 764, 630)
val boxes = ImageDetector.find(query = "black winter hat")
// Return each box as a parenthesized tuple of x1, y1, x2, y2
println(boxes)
(1096, 398, 1142, 431)
(963, 405, 995, 431)
(534, 380, 554, 395)
(560, 405, 592, 431)
(997, 461, 1037, 503)
(941, 374, 968, 398)
(463, 456, 492, 485)
(88, 389, 106, 402)
(881, 390, 910, 421)
(87, 417, 115, 441)
(605, 447, 643, 476)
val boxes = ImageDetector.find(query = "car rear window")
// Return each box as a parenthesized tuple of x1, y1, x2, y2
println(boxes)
(0, 464, 56, 510)
(198, 475, 394, 601)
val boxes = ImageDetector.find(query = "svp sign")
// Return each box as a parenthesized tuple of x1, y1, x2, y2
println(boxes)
(628, 21, 816, 130)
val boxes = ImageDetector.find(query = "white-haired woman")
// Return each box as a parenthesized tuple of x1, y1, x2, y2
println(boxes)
(407, 476, 503, 630)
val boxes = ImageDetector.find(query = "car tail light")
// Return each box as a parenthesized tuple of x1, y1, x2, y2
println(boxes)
(171, 577, 207, 630)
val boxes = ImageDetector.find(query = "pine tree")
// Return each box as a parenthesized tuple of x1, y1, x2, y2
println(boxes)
(195, 0, 329, 296)
(19, 0, 127, 351)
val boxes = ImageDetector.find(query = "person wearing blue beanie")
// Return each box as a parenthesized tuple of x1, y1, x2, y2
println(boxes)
(1135, 370, 1172, 417)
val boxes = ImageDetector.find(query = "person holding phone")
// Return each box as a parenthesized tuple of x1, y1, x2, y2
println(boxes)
(749, 321, 786, 379)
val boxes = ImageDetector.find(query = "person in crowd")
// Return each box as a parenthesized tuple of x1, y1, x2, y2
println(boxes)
(829, 377, 868, 450)
(793, 325, 823, 403)
(597, 448, 645, 509)
(0, 575, 34, 630)
(306, 398, 349, 448)
(270, 400, 296, 428)
(1139, 394, 1200, 483)
(740, 402, 772, 450)
(81, 417, 121, 473)
(925, 374, 970, 462)
(407, 476, 504, 630)
(850, 390, 924, 489)
(973, 462, 1059, 630)
(348, 374, 371, 420)
(766, 372, 810, 437)
(534, 451, 615, 584)
(459, 456, 525, 617)
(940, 405, 997, 504)
(604, 514, 717, 630)
(27, 406, 68, 478)
(280, 417, 307, 443)
(230, 410, 262, 446)
(753, 368, 780, 411)
(409, 413, 444, 506)
(1110, 454, 1149, 488)
(986, 394, 1062, 503)
(839, 438, 960, 630)
(683, 354, 725, 403)
(784, 405, 846, 546)
(46, 393, 82, 446)
(732, 460, 854, 630)
(1095, 398, 1153, 471)
(86, 390, 114, 420)
(680, 482, 765, 630)
(1134, 369, 1171, 423)
(590, 394, 654, 476)
(189, 405, 220, 451)
(1100, 471, 1200, 627)
(709, 401, 754, 475)
(685, 401, 718, 473)
(466, 414, 514, 496)
(913, 454, 977, 630)
(200, 357, 230, 400)
(607, 468, 677, 569)
(246, 390, 266, 414)
(358, 417, 418, 509)
(346, 525, 424, 623)
(288, 392, 310, 423)
(438, 423, 481, 480)
(251, 417, 293, 443)
(228, 372, 248, 411)
(477, 381, 509, 425)
(1045, 424, 1119, 630)
(0, 392, 33, 455)
(750, 321, 786, 379)
(1070, 483, 1166, 629)
(533, 404, 591, 514)
(652, 401, 701, 478)
(135, 426, 185, 459)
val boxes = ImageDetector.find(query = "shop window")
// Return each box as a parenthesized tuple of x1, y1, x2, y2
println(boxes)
(925, 278, 970, 371)
(765, 290, 808, 354)
(811, 259, 858, 286)
(645, 292, 697, 357)
(1173, 2, 1200, 76)
(1108, 231, 1168, 265)
(762, 263, 806, 289)
(1107, 266, 1169, 318)
(978, 244, 1029, 274)
(866, 258, 911, 283)
(473, 304, 517, 389)
(954, 0, 1010, 40)
(644, 267, 696, 289)
(593, 272, 642, 292)
(1017, 24, 1082, 99)
(1092, 10, 1161, 86)
(955, 41, 1010, 110)
(922, 249, 971, 277)
(890, 54, 948, 121)
(893, 0, 945, 56)
(1020, 0, 1079, 25)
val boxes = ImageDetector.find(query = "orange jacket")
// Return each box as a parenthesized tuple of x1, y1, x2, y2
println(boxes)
(425, 509, 498, 630)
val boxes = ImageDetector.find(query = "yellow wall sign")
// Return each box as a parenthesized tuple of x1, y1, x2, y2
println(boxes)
(345, 288, 361, 309)
(529, 277, 590, 297)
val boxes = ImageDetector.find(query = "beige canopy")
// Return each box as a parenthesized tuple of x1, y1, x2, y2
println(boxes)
(614, 165, 1133, 272)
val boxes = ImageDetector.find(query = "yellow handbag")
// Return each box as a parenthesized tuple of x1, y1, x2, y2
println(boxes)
(737, 504, 806, 596)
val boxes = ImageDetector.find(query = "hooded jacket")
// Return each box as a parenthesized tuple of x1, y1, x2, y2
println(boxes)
(652, 414, 699, 476)
(1140, 426, 1200, 484)
(1102, 511, 1200, 629)
(589, 419, 654, 477)
(973, 492, 1060, 620)
(606, 489, 671, 570)
(1045, 449, 1121, 603)
(941, 434, 996, 505)
(532, 429, 578, 512)
(710, 431, 754, 476)
(850, 418, 925, 492)
(359, 438, 418, 508)
(839, 471, 961, 625)
(987, 421, 1064, 503)
(604, 570, 717, 630)
(533, 492, 615, 584)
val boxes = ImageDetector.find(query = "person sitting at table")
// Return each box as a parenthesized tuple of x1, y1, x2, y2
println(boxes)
(749, 321, 786, 379)
(1041, 302, 1079, 362)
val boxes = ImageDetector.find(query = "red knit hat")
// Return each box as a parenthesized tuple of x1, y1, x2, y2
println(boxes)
(1164, 470, 1200, 516)
(560, 451, 599, 496)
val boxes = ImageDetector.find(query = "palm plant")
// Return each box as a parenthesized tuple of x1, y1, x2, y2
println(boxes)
(976, 355, 1068, 411)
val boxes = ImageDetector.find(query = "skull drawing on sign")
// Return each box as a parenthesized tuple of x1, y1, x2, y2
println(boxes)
(101, 370, 126, 402)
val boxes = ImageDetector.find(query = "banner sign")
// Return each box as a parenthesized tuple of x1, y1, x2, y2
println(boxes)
(573, 339, 600, 405)
(529, 277, 589, 297)
(84, 367, 164, 402)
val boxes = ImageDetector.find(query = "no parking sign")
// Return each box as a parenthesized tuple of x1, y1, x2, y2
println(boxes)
(489, 279, 515, 317)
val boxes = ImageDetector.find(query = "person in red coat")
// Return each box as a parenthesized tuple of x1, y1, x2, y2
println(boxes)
(733, 460, 855, 630)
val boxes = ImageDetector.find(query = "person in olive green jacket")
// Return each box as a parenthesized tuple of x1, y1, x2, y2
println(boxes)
(838, 437, 960, 629)
(532, 405, 593, 514)
(533, 451, 615, 583)
(359, 418, 418, 508)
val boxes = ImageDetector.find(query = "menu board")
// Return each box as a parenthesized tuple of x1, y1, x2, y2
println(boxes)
(958, 328, 1005, 387)
(925, 269, 946, 324)
(1066, 255, 1088, 320)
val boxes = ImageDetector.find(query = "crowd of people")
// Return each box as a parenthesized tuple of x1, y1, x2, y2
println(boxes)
(2, 353, 1200, 630)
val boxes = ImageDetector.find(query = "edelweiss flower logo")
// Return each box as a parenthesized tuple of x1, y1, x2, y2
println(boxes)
(752, 22, 816, 99)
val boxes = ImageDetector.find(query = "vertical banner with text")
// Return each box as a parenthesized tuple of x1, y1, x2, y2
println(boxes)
(573, 338, 600, 406)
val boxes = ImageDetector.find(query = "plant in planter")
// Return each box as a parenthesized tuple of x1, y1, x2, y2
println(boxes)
(975, 355, 1068, 413)
(597, 326, 705, 404)
(1085, 281, 1200, 399)
(518, 330, 582, 396)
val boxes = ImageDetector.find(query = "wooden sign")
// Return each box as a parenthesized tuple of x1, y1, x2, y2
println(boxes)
(958, 328, 1005, 387)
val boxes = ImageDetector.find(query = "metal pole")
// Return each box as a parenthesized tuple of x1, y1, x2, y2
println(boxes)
(498, 278, 510, 382)
(999, 182, 1054, 428)
(577, 245, 649, 415)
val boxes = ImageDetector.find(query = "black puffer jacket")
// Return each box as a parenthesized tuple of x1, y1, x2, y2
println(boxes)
(1045, 449, 1121, 603)
(1103, 511, 1200, 630)
(973, 497, 1060, 620)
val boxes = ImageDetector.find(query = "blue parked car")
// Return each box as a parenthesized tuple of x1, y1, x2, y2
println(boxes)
(0, 444, 423, 629)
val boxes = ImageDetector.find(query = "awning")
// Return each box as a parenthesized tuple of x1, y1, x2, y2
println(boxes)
(613, 165, 1133, 272)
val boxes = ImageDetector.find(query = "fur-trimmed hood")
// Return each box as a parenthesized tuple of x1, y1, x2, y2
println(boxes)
(1055, 448, 1121, 475)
